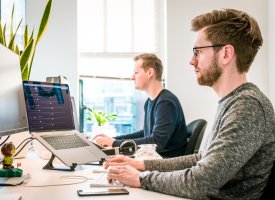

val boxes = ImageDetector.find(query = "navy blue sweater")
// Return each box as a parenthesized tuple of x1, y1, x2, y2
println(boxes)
(112, 89, 188, 158)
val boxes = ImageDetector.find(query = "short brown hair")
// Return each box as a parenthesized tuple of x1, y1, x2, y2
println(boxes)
(191, 9, 263, 73)
(134, 53, 163, 81)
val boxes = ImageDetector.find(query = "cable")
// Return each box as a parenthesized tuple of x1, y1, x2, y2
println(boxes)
(13, 138, 35, 158)
(23, 175, 91, 187)
(15, 137, 34, 150)
(0, 135, 10, 146)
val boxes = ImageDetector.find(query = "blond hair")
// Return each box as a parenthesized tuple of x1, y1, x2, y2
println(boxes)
(134, 53, 163, 81)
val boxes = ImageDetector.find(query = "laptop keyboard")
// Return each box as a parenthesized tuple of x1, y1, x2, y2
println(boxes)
(41, 134, 89, 150)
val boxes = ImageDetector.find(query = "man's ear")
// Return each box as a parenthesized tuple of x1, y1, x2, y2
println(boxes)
(221, 44, 235, 65)
(147, 68, 154, 79)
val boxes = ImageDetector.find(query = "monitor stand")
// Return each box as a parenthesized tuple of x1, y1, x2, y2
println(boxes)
(43, 153, 77, 171)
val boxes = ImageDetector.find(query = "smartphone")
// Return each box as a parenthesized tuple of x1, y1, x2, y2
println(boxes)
(77, 188, 129, 196)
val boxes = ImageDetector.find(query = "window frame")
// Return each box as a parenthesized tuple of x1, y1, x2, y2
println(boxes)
(77, 0, 165, 135)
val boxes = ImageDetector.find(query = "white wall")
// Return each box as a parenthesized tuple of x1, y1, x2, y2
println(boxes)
(25, 0, 78, 101)
(166, 0, 269, 127)
(25, 0, 273, 130)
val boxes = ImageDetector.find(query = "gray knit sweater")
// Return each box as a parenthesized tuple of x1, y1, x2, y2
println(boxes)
(142, 83, 275, 200)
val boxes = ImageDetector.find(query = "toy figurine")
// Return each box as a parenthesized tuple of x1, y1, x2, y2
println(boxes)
(1, 142, 15, 169)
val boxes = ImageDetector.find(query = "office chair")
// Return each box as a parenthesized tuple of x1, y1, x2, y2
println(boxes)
(260, 161, 275, 199)
(183, 119, 207, 155)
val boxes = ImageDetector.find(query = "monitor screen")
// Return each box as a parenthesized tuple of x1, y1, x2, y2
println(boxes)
(0, 44, 28, 137)
(22, 81, 75, 132)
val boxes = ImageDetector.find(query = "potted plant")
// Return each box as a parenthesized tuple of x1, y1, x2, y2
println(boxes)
(86, 107, 117, 135)
(0, 0, 52, 80)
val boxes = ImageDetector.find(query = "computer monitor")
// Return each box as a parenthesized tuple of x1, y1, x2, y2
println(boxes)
(0, 44, 28, 137)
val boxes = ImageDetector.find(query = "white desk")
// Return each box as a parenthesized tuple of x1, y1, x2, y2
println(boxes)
(0, 152, 188, 200)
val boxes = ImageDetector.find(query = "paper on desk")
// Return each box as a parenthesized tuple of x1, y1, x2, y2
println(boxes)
(0, 193, 22, 200)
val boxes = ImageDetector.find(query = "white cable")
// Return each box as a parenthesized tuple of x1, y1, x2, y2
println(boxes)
(23, 175, 91, 187)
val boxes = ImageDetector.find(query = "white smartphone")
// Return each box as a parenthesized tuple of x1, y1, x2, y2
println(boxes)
(77, 188, 129, 196)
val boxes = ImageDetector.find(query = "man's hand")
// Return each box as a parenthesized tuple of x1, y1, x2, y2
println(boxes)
(104, 155, 145, 171)
(107, 164, 142, 188)
(92, 133, 115, 147)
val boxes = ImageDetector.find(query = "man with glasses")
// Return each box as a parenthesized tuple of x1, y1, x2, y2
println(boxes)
(103, 9, 275, 199)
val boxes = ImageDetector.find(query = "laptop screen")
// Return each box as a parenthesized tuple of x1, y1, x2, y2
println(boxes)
(23, 81, 75, 132)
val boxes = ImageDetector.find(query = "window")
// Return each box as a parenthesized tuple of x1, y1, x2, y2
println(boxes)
(0, 0, 25, 50)
(78, 0, 164, 136)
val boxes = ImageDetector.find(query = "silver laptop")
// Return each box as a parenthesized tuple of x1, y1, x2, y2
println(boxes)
(22, 81, 107, 169)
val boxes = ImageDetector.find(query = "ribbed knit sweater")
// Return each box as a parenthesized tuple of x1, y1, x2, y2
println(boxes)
(142, 83, 275, 200)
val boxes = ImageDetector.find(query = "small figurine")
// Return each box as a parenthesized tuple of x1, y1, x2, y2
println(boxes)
(1, 142, 15, 169)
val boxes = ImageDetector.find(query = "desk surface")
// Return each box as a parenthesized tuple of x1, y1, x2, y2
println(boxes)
(0, 152, 188, 200)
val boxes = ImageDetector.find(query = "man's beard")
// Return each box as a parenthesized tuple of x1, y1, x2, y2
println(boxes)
(197, 56, 221, 86)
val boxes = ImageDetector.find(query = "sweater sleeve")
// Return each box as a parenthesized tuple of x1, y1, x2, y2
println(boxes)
(112, 130, 144, 147)
(131, 100, 178, 149)
(140, 97, 267, 199)
(144, 153, 200, 171)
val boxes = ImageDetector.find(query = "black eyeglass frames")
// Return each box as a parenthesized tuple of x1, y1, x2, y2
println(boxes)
(193, 44, 225, 57)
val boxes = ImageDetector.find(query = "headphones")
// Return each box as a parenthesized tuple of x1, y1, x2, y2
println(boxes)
(119, 140, 137, 156)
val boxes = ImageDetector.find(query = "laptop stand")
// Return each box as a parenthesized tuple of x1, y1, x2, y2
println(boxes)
(43, 153, 77, 171)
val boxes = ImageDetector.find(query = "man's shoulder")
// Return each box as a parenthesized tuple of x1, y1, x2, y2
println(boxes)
(158, 89, 178, 100)
(222, 83, 275, 128)
(222, 83, 271, 107)
(233, 83, 273, 110)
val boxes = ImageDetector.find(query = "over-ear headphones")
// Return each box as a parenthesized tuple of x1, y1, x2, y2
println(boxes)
(119, 140, 137, 156)
(100, 140, 137, 156)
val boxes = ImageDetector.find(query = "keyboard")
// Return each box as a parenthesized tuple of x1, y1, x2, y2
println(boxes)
(41, 134, 89, 150)
(90, 172, 124, 187)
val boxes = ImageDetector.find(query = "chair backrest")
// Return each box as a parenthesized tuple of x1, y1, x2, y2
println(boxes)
(183, 119, 207, 155)
(260, 161, 275, 199)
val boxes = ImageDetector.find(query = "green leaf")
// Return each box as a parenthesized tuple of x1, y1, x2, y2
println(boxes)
(86, 107, 117, 126)
(3, 24, 7, 46)
(21, 0, 52, 80)
(23, 26, 28, 48)
(20, 39, 34, 80)
(0, 21, 5, 45)
(15, 45, 20, 54)
(29, 29, 34, 43)
(27, 48, 36, 80)
(35, 0, 52, 45)
(9, 3, 15, 43)
(8, 19, 22, 52)
(2, 24, 7, 46)
(1, 0, 52, 80)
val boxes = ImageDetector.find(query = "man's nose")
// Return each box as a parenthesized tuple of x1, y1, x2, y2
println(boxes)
(189, 56, 197, 66)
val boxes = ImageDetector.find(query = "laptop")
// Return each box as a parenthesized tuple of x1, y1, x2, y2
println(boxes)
(22, 81, 107, 168)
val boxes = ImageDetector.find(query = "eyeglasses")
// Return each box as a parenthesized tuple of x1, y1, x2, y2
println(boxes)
(193, 44, 225, 57)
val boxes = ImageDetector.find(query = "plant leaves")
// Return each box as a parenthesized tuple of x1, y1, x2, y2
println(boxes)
(15, 45, 20, 54)
(20, 39, 34, 80)
(1, 0, 51, 80)
(3, 24, 7, 46)
(27, 48, 36, 80)
(0, 21, 5, 45)
(24, 0, 52, 80)
(1, 24, 7, 46)
(8, 19, 22, 53)
(9, 3, 15, 44)
(29, 29, 34, 42)
(86, 107, 117, 126)
(36, 0, 52, 45)
(24, 26, 28, 48)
